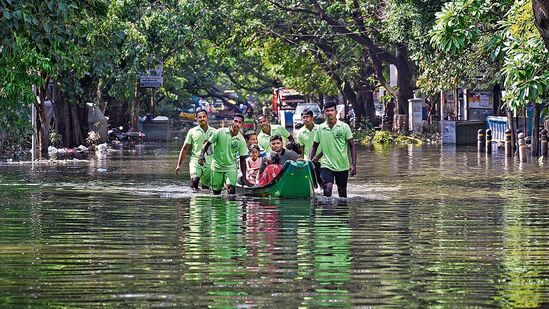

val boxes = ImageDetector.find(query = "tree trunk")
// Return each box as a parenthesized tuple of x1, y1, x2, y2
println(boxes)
(34, 84, 49, 159)
(131, 81, 140, 131)
(357, 61, 377, 124)
(532, 103, 541, 157)
(394, 44, 414, 115)
(492, 84, 502, 116)
(357, 86, 375, 124)
(533, 0, 549, 50)
(355, 88, 367, 124)
(342, 82, 359, 123)
(52, 89, 88, 148)
(69, 103, 86, 146)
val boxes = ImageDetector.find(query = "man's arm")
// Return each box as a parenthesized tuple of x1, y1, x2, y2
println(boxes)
(280, 126, 295, 143)
(239, 155, 253, 186)
(198, 141, 211, 166)
(309, 141, 319, 162)
(348, 139, 357, 176)
(175, 144, 191, 174)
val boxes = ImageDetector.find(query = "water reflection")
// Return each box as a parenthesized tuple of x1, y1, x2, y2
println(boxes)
(1, 144, 548, 307)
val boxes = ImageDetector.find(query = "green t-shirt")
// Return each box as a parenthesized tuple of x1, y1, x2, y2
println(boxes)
(297, 125, 320, 160)
(313, 120, 353, 171)
(257, 124, 291, 153)
(208, 127, 248, 172)
(184, 125, 215, 163)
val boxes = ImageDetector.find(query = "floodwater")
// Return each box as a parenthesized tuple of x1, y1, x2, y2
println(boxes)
(1, 144, 548, 307)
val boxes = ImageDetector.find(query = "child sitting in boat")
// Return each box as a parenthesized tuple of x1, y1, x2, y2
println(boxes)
(256, 152, 282, 187)
(245, 144, 263, 185)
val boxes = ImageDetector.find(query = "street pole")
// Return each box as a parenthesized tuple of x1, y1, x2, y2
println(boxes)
(31, 85, 37, 161)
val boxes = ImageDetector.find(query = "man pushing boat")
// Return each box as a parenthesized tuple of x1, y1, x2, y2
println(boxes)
(199, 113, 251, 195)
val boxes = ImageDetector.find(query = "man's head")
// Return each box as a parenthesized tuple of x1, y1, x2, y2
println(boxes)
(269, 134, 283, 153)
(323, 102, 337, 123)
(256, 114, 270, 130)
(195, 109, 208, 125)
(244, 130, 258, 146)
(245, 106, 253, 116)
(301, 108, 314, 126)
(232, 113, 244, 132)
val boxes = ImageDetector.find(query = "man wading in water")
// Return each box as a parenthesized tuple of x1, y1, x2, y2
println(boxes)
(309, 102, 357, 198)
(175, 109, 215, 192)
(199, 114, 251, 195)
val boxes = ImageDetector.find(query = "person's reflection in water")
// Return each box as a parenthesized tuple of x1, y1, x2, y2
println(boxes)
(242, 199, 280, 279)
(306, 200, 352, 307)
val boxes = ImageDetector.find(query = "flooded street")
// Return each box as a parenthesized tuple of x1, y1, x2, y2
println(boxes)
(1, 144, 548, 307)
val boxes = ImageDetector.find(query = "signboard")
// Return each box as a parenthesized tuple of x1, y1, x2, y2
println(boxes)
(139, 76, 163, 88)
(467, 91, 492, 109)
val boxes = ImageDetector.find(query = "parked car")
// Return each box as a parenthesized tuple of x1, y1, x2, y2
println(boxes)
(293, 103, 322, 129)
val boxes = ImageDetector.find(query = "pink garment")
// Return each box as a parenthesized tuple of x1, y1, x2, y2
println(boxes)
(246, 157, 263, 184)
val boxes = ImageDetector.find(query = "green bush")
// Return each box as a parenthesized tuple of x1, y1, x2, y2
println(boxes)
(363, 130, 424, 145)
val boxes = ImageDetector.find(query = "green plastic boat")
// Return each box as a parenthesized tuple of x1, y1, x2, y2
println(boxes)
(237, 160, 318, 198)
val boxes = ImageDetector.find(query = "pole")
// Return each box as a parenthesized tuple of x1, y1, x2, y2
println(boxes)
(477, 129, 485, 153)
(485, 129, 492, 155)
(541, 129, 548, 158)
(518, 132, 527, 162)
(505, 129, 512, 157)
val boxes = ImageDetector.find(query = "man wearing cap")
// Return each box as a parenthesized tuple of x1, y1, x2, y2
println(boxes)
(199, 113, 251, 195)
(309, 102, 357, 198)
(256, 114, 294, 153)
(175, 109, 215, 192)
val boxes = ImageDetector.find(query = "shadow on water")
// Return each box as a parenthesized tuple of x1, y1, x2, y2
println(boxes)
(1, 143, 548, 307)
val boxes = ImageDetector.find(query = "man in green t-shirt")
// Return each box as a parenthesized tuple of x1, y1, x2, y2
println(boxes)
(296, 108, 319, 160)
(175, 109, 215, 192)
(199, 114, 250, 195)
(310, 102, 357, 198)
(256, 114, 294, 153)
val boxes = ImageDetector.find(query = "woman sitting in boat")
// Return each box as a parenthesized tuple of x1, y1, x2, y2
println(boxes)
(256, 152, 283, 187)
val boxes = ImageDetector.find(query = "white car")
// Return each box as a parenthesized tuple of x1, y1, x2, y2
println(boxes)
(293, 103, 322, 129)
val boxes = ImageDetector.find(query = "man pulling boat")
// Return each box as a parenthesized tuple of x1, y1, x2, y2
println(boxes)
(199, 113, 251, 195)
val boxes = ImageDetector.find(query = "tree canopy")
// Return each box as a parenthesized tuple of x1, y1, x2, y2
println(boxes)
(1, 0, 548, 147)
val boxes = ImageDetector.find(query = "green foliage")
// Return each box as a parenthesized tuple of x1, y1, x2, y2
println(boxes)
(0, 35, 52, 139)
(363, 130, 422, 144)
(500, 0, 549, 109)
(353, 119, 376, 140)
(427, 0, 548, 110)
